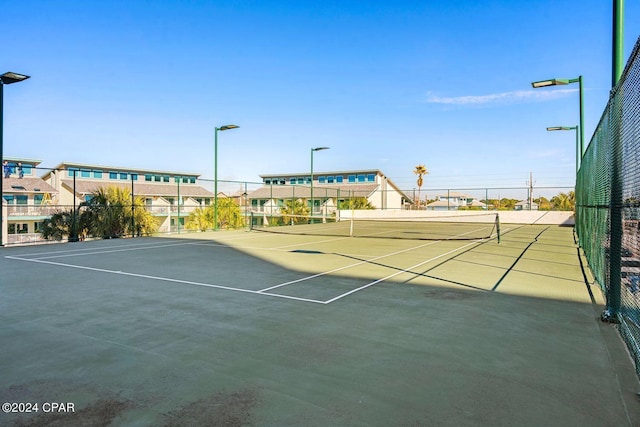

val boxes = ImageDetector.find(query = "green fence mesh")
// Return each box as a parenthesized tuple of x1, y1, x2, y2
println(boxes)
(576, 36, 640, 376)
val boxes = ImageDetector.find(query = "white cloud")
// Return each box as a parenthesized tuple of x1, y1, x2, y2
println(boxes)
(424, 89, 577, 105)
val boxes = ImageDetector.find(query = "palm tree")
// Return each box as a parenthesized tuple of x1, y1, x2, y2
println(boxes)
(551, 191, 575, 211)
(280, 199, 310, 224)
(80, 186, 157, 238)
(216, 198, 245, 229)
(413, 165, 428, 209)
(338, 197, 375, 210)
(40, 209, 77, 241)
(186, 207, 213, 232)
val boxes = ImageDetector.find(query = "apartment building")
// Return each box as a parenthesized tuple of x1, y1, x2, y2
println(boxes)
(1, 157, 58, 245)
(249, 169, 411, 215)
(42, 162, 215, 233)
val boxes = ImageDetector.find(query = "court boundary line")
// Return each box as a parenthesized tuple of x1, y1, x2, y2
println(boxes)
(4, 255, 328, 304)
(324, 239, 485, 303)
(4, 234, 494, 305)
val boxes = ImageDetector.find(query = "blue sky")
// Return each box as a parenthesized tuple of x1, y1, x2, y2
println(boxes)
(3, 0, 639, 195)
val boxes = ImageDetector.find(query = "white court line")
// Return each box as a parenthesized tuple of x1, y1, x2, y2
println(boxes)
(5, 229, 498, 305)
(7, 239, 198, 259)
(323, 240, 483, 304)
(257, 224, 495, 293)
(4, 255, 327, 304)
(16, 241, 205, 261)
(257, 239, 444, 293)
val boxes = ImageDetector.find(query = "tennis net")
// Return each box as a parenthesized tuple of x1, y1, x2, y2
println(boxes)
(250, 212, 500, 241)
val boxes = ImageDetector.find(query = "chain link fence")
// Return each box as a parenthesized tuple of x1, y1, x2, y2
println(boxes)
(576, 37, 640, 375)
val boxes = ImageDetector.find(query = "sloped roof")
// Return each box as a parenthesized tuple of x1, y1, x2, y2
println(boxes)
(2, 176, 57, 194)
(426, 200, 454, 207)
(437, 191, 474, 199)
(247, 184, 379, 199)
(43, 162, 201, 179)
(61, 180, 214, 198)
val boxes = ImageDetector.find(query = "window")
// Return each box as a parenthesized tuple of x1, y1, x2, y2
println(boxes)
(348, 175, 356, 183)
(109, 171, 118, 179)
(3, 195, 14, 204)
(34, 194, 44, 205)
(265, 179, 271, 184)
(367, 174, 375, 182)
(336, 176, 343, 183)
(189, 177, 196, 184)
(81, 169, 90, 178)
(9, 223, 28, 234)
(145, 174, 153, 182)
(120, 172, 128, 180)
(16, 195, 28, 205)
(297, 178, 304, 184)
(318, 176, 326, 184)
(93, 170, 103, 179)
(182, 177, 188, 184)
(131, 173, 138, 181)
(21, 164, 33, 175)
(68, 168, 79, 177)
(327, 176, 334, 183)
(290, 178, 296, 185)
(357, 175, 365, 182)
(164, 176, 170, 183)
(154, 175, 161, 182)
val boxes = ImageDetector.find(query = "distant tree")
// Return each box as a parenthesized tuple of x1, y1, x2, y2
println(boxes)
(550, 191, 575, 211)
(338, 197, 375, 210)
(185, 199, 245, 231)
(413, 165, 428, 209)
(499, 198, 518, 210)
(280, 199, 310, 224)
(216, 198, 245, 229)
(40, 209, 77, 241)
(535, 197, 552, 211)
(186, 207, 214, 232)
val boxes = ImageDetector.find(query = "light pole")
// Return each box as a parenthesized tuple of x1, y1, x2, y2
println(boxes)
(214, 124, 239, 230)
(310, 147, 329, 218)
(1, 72, 30, 246)
(532, 76, 584, 158)
(547, 126, 580, 173)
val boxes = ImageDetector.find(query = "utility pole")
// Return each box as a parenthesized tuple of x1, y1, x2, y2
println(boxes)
(526, 172, 534, 211)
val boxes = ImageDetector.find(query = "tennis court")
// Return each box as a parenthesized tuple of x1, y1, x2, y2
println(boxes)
(1, 222, 639, 426)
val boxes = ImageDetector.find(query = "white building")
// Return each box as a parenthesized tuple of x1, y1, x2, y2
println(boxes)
(248, 169, 412, 216)
(426, 191, 487, 211)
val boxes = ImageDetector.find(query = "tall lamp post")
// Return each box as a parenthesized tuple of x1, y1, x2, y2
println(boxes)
(310, 147, 330, 217)
(214, 124, 239, 230)
(531, 77, 584, 158)
(1, 72, 30, 247)
(547, 126, 580, 173)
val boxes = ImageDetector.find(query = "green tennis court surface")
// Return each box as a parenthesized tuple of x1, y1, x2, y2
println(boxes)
(1, 225, 638, 426)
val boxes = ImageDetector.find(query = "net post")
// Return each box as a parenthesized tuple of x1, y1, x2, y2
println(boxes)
(249, 211, 254, 231)
(495, 213, 501, 244)
(349, 216, 354, 237)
